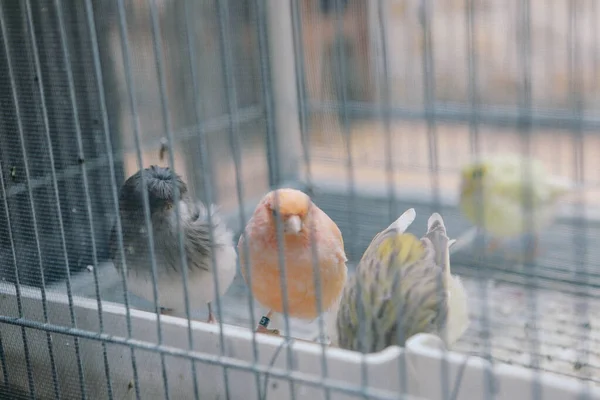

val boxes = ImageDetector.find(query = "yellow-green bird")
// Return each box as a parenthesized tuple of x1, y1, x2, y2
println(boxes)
(459, 153, 574, 256)
(336, 208, 469, 353)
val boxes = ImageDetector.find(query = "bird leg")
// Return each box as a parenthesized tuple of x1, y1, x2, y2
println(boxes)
(501, 234, 540, 264)
(207, 303, 218, 324)
(525, 234, 540, 260)
(311, 315, 331, 344)
(486, 238, 501, 254)
(312, 333, 331, 345)
(256, 310, 280, 335)
(510, 234, 540, 263)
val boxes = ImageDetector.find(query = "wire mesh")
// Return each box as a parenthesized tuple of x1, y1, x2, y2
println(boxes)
(0, 0, 599, 399)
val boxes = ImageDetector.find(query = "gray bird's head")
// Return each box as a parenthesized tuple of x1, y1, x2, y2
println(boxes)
(118, 165, 188, 216)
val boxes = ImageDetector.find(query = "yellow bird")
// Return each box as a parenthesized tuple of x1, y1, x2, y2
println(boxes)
(336, 209, 469, 353)
(459, 153, 574, 257)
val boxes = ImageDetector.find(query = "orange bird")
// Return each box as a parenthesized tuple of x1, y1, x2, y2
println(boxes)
(238, 188, 348, 335)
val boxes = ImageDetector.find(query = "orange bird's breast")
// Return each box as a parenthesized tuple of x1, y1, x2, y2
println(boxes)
(239, 219, 347, 320)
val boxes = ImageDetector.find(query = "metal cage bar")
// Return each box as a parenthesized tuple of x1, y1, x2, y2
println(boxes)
(0, 0, 599, 399)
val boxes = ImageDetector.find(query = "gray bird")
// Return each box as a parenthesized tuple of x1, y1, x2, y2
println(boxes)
(109, 165, 237, 323)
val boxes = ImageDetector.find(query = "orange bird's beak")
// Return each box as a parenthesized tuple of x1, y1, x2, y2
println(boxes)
(283, 215, 302, 234)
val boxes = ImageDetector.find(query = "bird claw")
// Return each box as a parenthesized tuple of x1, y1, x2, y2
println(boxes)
(312, 334, 331, 345)
(256, 325, 280, 336)
(160, 307, 174, 316)
(207, 313, 218, 324)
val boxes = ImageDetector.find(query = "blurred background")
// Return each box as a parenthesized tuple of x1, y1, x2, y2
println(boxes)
(1, 0, 600, 392)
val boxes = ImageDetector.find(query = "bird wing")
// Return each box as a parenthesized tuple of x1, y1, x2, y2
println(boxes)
(362, 208, 416, 260)
(182, 202, 217, 272)
(488, 175, 550, 209)
(423, 212, 469, 347)
(484, 155, 570, 208)
(108, 223, 118, 260)
(107, 218, 130, 274)
(444, 274, 470, 347)
(337, 226, 448, 352)
(387, 208, 417, 233)
(423, 212, 450, 287)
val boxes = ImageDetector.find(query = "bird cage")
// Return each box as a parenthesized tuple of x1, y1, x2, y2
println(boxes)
(0, 0, 599, 399)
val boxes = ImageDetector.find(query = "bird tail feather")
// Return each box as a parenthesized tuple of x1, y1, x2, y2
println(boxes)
(424, 213, 451, 282)
(386, 208, 416, 234)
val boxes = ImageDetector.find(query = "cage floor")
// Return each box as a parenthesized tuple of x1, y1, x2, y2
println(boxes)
(206, 273, 600, 387)
(60, 257, 600, 388)
(454, 277, 600, 385)
(223, 275, 600, 387)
